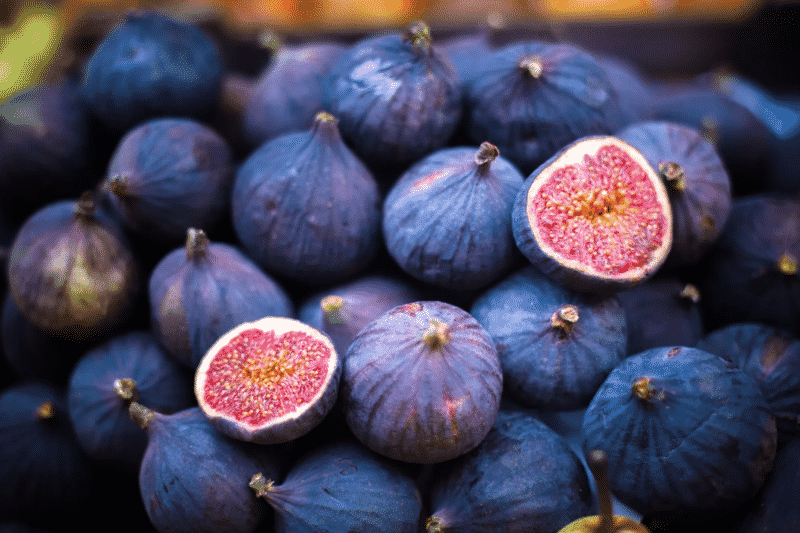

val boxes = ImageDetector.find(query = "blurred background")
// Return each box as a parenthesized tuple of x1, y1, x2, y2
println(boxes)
(1, 0, 798, 102)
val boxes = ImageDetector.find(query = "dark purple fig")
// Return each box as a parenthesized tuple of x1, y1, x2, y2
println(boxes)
(733, 435, 800, 533)
(100, 117, 233, 246)
(616, 121, 732, 268)
(0, 81, 94, 223)
(617, 277, 704, 356)
(466, 41, 626, 174)
(298, 274, 420, 357)
(651, 87, 772, 196)
(581, 346, 777, 524)
(149, 228, 294, 370)
(195, 316, 340, 445)
(426, 409, 592, 533)
(593, 52, 654, 128)
(231, 111, 381, 285)
(67, 331, 195, 471)
(696, 323, 800, 447)
(471, 265, 627, 410)
(130, 404, 282, 533)
(700, 194, 800, 336)
(80, 9, 224, 132)
(512, 136, 673, 294)
(0, 382, 93, 525)
(250, 438, 423, 532)
(382, 142, 524, 290)
(325, 20, 462, 170)
(342, 300, 503, 463)
(242, 40, 346, 147)
(2, 295, 93, 385)
(6, 192, 141, 341)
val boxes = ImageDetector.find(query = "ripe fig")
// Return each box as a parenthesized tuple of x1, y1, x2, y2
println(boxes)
(382, 142, 525, 290)
(6, 192, 141, 340)
(250, 438, 423, 532)
(512, 136, 672, 294)
(342, 301, 503, 463)
(195, 316, 340, 445)
(149, 228, 293, 370)
(325, 20, 462, 170)
(231, 111, 381, 284)
(100, 117, 234, 246)
(130, 404, 281, 533)
(80, 9, 224, 132)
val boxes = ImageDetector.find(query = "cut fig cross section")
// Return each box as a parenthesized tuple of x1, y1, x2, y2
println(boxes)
(513, 136, 672, 294)
(195, 316, 340, 444)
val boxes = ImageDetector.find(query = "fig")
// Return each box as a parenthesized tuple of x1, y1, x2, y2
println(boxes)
(149, 228, 294, 370)
(593, 52, 654, 128)
(341, 300, 503, 463)
(195, 316, 340, 445)
(616, 120, 732, 267)
(67, 331, 195, 471)
(382, 142, 525, 290)
(0, 382, 93, 525)
(700, 194, 800, 336)
(617, 277, 703, 356)
(298, 274, 420, 357)
(80, 9, 224, 132)
(426, 409, 593, 533)
(130, 404, 281, 533)
(231, 111, 381, 284)
(696, 323, 800, 447)
(325, 20, 462, 170)
(250, 438, 423, 532)
(6, 192, 141, 340)
(242, 39, 347, 147)
(100, 117, 234, 246)
(470, 265, 627, 410)
(581, 346, 777, 524)
(0, 81, 93, 222)
(466, 41, 626, 174)
(512, 136, 672, 294)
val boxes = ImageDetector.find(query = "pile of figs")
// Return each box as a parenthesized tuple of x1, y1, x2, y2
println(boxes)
(2, 6, 800, 533)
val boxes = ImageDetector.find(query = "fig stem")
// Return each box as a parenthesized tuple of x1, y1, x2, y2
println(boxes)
(185, 228, 210, 261)
(658, 161, 687, 192)
(778, 252, 798, 275)
(107, 174, 130, 198)
(74, 191, 97, 219)
(114, 378, 139, 403)
(551, 304, 579, 335)
(36, 401, 55, 420)
(518, 55, 544, 78)
(632, 377, 656, 401)
(423, 319, 450, 351)
(321, 295, 345, 324)
(679, 283, 700, 304)
(475, 141, 499, 169)
(129, 401, 155, 430)
(588, 450, 614, 533)
(403, 20, 432, 54)
(425, 515, 444, 533)
(257, 29, 282, 52)
(249, 473, 275, 498)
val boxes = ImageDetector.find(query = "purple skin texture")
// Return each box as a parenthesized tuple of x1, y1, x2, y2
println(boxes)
(342, 301, 503, 464)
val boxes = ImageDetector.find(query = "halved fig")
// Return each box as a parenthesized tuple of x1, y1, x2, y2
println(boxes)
(194, 316, 340, 445)
(512, 136, 672, 294)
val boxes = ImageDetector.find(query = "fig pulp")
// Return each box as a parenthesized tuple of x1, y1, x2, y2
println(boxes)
(512, 136, 672, 294)
(195, 316, 340, 444)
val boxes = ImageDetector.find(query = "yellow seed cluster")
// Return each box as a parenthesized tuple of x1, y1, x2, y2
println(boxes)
(202, 329, 329, 426)
(534, 145, 667, 275)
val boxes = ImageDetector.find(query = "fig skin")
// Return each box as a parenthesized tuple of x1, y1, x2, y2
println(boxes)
(427, 409, 593, 533)
(100, 118, 234, 246)
(132, 404, 282, 533)
(232, 111, 381, 285)
(252, 438, 423, 532)
(325, 21, 463, 171)
(149, 228, 294, 369)
(80, 9, 224, 133)
(470, 265, 627, 410)
(581, 346, 777, 523)
(67, 331, 195, 472)
(6, 193, 142, 341)
(382, 143, 525, 290)
(342, 300, 503, 464)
